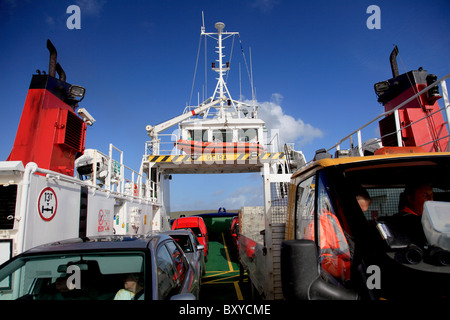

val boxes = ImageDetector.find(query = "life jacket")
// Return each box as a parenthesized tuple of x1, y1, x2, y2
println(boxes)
(305, 212, 351, 282)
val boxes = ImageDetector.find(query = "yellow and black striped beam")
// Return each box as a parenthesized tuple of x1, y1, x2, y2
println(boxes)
(148, 152, 285, 164)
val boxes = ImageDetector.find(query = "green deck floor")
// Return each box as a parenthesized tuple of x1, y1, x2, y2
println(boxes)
(199, 232, 249, 300)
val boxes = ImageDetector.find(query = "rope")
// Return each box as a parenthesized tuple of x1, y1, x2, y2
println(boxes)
(189, 34, 203, 107)
(396, 48, 423, 109)
(239, 36, 253, 94)
(396, 47, 441, 151)
(225, 35, 235, 83)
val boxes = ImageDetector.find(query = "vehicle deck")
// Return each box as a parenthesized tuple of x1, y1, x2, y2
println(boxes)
(177, 212, 250, 300)
(199, 232, 249, 300)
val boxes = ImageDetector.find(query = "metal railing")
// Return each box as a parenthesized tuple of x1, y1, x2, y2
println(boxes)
(145, 133, 180, 156)
(75, 144, 160, 203)
(327, 73, 450, 156)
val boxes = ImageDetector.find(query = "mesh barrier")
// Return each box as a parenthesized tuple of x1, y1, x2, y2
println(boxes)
(270, 182, 289, 224)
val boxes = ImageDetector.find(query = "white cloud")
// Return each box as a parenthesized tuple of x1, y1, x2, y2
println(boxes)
(45, 16, 55, 26)
(224, 185, 263, 208)
(75, 0, 105, 16)
(213, 189, 226, 197)
(171, 178, 263, 212)
(250, 93, 323, 149)
(251, 0, 280, 13)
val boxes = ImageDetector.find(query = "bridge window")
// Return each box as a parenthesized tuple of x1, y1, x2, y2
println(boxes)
(187, 130, 207, 142)
(212, 129, 233, 143)
(238, 128, 258, 142)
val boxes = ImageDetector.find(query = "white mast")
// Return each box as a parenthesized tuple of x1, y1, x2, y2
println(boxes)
(216, 22, 225, 107)
(202, 22, 239, 118)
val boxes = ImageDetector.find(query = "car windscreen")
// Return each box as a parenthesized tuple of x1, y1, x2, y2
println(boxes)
(344, 160, 450, 221)
(343, 159, 450, 263)
(171, 235, 193, 253)
(189, 227, 203, 238)
(0, 252, 145, 300)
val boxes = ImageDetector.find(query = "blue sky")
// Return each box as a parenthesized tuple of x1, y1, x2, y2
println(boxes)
(1, 0, 449, 212)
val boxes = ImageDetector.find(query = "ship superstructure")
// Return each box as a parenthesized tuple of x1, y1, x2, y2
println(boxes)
(0, 40, 164, 264)
(143, 21, 304, 175)
(141, 24, 304, 290)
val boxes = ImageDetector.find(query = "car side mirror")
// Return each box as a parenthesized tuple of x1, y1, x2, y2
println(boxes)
(281, 239, 358, 300)
(197, 244, 205, 251)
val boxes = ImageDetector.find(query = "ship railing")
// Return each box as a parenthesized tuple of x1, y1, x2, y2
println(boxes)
(145, 133, 181, 156)
(146, 132, 286, 155)
(265, 131, 282, 153)
(75, 144, 160, 203)
(327, 73, 450, 157)
(183, 104, 221, 119)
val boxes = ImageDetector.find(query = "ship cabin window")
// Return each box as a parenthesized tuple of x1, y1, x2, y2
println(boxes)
(238, 128, 258, 143)
(212, 129, 233, 143)
(187, 130, 207, 142)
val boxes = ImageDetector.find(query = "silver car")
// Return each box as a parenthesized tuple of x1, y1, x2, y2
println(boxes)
(163, 229, 206, 283)
(0, 233, 199, 300)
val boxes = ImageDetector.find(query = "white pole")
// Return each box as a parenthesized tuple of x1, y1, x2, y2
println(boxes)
(17, 162, 38, 254)
(394, 109, 403, 147)
(216, 23, 225, 109)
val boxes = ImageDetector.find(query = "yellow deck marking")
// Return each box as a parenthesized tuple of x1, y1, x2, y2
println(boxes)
(222, 232, 234, 272)
(203, 270, 234, 278)
(234, 281, 244, 300)
(202, 233, 247, 299)
(202, 273, 240, 285)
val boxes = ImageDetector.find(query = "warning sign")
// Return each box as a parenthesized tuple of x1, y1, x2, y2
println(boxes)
(98, 209, 105, 226)
(98, 209, 110, 232)
(38, 187, 57, 221)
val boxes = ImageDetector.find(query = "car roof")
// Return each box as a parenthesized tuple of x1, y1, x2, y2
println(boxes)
(291, 152, 450, 179)
(22, 233, 173, 256)
(163, 229, 194, 236)
(174, 216, 204, 222)
(173, 216, 205, 227)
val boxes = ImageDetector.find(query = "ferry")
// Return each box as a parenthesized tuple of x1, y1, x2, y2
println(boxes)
(0, 19, 297, 301)
(143, 19, 301, 299)
(3, 14, 447, 302)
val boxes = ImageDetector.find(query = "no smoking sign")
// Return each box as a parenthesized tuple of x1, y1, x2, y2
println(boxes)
(98, 209, 110, 232)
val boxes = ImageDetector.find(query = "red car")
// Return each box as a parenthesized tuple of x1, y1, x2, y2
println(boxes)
(172, 216, 209, 258)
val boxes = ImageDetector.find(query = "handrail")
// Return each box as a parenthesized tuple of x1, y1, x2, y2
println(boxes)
(73, 144, 161, 203)
(327, 73, 450, 155)
(145, 133, 180, 156)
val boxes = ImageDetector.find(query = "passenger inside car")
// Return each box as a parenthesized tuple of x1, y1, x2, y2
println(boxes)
(114, 273, 144, 300)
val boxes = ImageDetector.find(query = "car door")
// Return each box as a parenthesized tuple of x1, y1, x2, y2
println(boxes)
(155, 242, 180, 300)
(154, 236, 200, 300)
(165, 240, 199, 299)
(295, 171, 352, 286)
(191, 233, 205, 276)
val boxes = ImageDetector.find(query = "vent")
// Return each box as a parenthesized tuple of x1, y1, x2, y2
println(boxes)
(60, 110, 84, 152)
(0, 185, 18, 229)
(379, 114, 399, 147)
